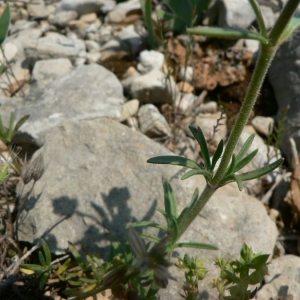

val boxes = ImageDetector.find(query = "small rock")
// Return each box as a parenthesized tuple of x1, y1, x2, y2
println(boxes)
(99, 39, 122, 61)
(118, 25, 146, 56)
(24, 35, 80, 65)
(85, 52, 101, 64)
(179, 66, 193, 83)
(251, 116, 274, 137)
(10, 20, 38, 35)
(175, 93, 196, 113)
(11, 7, 29, 23)
(32, 58, 73, 85)
(126, 116, 138, 130)
(130, 69, 179, 104)
(138, 104, 172, 138)
(120, 99, 140, 122)
(85, 40, 100, 52)
(49, 10, 78, 27)
(58, 0, 109, 15)
(218, 0, 256, 29)
(244, 39, 260, 54)
(27, 0, 48, 19)
(177, 81, 194, 93)
(106, 0, 140, 24)
(137, 50, 164, 74)
(0, 42, 18, 63)
(199, 101, 218, 114)
(80, 12, 98, 23)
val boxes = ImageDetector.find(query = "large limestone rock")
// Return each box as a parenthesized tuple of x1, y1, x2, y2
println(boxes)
(17, 118, 277, 298)
(0, 64, 123, 146)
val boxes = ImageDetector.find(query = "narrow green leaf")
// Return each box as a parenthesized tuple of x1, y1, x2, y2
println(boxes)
(141, 234, 160, 243)
(278, 16, 300, 45)
(7, 112, 15, 142)
(235, 133, 255, 162)
(175, 241, 219, 250)
(181, 168, 212, 180)
(11, 114, 29, 138)
(41, 239, 51, 266)
(233, 174, 243, 191)
(68, 242, 83, 266)
(163, 178, 178, 218)
(0, 114, 6, 140)
(233, 149, 258, 173)
(189, 126, 211, 169)
(79, 277, 98, 284)
(20, 264, 46, 272)
(178, 188, 199, 225)
(177, 207, 188, 225)
(126, 221, 168, 232)
(143, 0, 157, 49)
(0, 63, 5, 76)
(147, 155, 202, 169)
(0, 4, 10, 46)
(39, 272, 49, 290)
(211, 139, 223, 170)
(38, 251, 46, 267)
(225, 154, 236, 176)
(157, 208, 167, 218)
(187, 26, 268, 44)
(170, 216, 179, 243)
(224, 269, 240, 284)
(239, 158, 284, 182)
(55, 258, 72, 276)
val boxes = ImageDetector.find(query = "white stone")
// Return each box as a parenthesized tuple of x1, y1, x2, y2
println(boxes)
(179, 66, 193, 83)
(251, 116, 274, 137)
(0, 42, 18, 63)
(120, 99, 140, 122)
(138, 104, 171, 138)
(48, 10, 78, 27)
(130, 69, 179, 104)
(106, 0, 140, 24)
(137, 50, 164, 74)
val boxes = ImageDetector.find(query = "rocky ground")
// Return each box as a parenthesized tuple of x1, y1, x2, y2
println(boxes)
(0, 0, 300, 299)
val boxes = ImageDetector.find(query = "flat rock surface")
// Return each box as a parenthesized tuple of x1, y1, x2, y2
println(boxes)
(17, 118, 277, 297)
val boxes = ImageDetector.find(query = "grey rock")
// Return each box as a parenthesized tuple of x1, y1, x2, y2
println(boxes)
(99, 38, 122, 61)
(120, 99, 139, 122)
(0, 42, 18, 63)
(27, 0, 48, 19)
(261, 5, 275, 30)
(204, 0, 256, 29)
(79, 12, 98, 23)
(106, 0, 140, 24)
(16, 118, 277, 299)
(199, 101, 218, 114)
(130, 69, 179, 104)
(137, 50, 164, 74)
(118, 25, 146, 56)
(85, 40, 101, 52)
(268, 27, 300, 165)
(138, 104, 171, 138)
(58, 0, 110, 15)
(0, 64, 123, 146)
(256, 255, 300, 299)
(175, 93, 196, 113)
(24, 33, 80, 65)
(251, 116, 274, 137)
(32, 58, 73, 85)
(48, 10, 78, 27)
(10, 20, 38, 35)
(85, 52, 101, 64)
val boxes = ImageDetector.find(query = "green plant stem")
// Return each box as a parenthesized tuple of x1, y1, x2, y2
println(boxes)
(268, 0, 300, 45)
(249, 0, 267, 37)
(210, 43, 277, 186)
(176, 0, 300, 242)
(177, 184, 215, 239)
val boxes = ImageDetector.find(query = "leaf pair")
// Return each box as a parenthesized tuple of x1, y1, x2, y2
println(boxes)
(0, 112, 29, 144)
(219, 134, 283, 190)
(20, 240, 53, 290)
(148, 126, 223, 184)
(128, 179, 218, 251)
